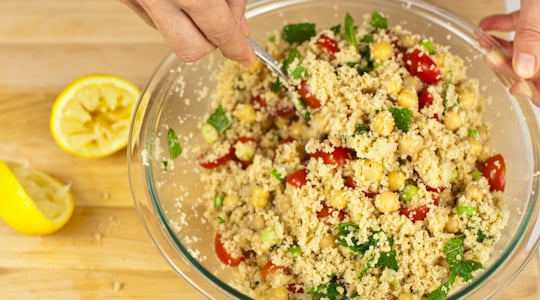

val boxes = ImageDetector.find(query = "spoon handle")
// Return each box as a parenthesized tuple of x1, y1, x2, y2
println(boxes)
(247, 37, 291, 86)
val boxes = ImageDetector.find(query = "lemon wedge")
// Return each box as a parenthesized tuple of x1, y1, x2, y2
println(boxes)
(0, 161, 74, 235)
(50, 74, 140, 158)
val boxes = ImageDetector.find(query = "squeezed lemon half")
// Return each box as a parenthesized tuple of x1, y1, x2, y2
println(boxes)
(50, 74, 140, 158)
(0, 161, 74, 235)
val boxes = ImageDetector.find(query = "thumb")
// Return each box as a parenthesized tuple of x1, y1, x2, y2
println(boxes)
(513, 1, 540, 79)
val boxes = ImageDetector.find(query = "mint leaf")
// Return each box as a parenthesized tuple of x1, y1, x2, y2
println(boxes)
(283, 48, 300, 74)
(167, 128, 182, 160)
(283, 23, 316, 44)
(271, 78, 282, 93)
(344, 13, 358, 51)
(307, 281, 347, 300)
(428, 235, 483, 300)
(207, 105, 232, 133)
(376, 250, 398, 271)
(388, 107, 412, 132)
(330, 24, 341, 34)
(370, 12, 388, 29)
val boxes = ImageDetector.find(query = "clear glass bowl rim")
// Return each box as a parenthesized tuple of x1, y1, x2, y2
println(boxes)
(128, 0, 540, 299)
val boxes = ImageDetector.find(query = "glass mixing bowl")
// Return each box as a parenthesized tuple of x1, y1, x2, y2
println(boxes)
(128, 0, 540, 299)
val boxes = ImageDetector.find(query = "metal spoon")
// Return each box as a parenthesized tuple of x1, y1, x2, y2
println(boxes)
(247, 37, 291, 88)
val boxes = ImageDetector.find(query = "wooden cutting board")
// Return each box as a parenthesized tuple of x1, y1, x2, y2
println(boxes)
(0, 0, 538, 299)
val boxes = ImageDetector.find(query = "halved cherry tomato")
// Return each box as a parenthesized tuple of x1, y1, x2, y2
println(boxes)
(234, 136, 257, 169)
(316, 34, 339, 59)
(482, 154, 506, 192)
(298, 80, 321, 109)
(317, 205, 346, 221)
(253, 94, 295, 117)
(287, 169, 307, 188)
(403, 48, 442, 84)
(311, 147, 351, 165)
(279, 137, 296, 145)
(199, 146, 235, 169)
(215, 233, 243, 266)
(400, 205, 430, 221)
(419, 88, 434, 110)
(344, 175, 356, 189)
(262, 261, 289, 281)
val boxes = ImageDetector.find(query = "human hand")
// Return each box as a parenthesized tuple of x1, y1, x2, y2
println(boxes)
(119, 0, 257, 66)
(479, 1, 540, 104)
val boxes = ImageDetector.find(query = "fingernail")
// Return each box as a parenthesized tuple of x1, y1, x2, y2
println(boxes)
(514, 52, 537, 79)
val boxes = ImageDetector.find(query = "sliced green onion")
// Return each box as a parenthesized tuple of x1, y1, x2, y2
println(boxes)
(457, 205, 477, 216)
(289, 244, 302, 259)
(472, 170, 483, 181)
(420, 39, 435, 54)
(468, 129, 479, 138)
(399, 184, 418, 202)
(202, 123, 219, 144)
(261, 227, 280, 246)
(214, 194, 225, 209)
(271, 168, 284, 181)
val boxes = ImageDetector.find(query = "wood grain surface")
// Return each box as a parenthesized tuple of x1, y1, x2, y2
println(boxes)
(0, 0, 538, 299)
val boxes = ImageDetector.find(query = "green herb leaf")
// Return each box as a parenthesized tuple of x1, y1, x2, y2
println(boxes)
(420, 39, 435, 54)
(283, 22, 316, 44)
(217, 216, 226, 224)
(161, 160, 168, 171)
(388, 107, 412, 132)
(268, 35, 276, 43)
(355, 123, 369, 134)
(361, 34, 374, 43)
(167, 128, 182, 160)
(283, 48, 301, 74)
(370, 12, 388, 29)
(344, 13, 358, 52)
(476, 230, 493, 243)
(428, 235, 483, 299)
(330, 24, 341, 34)
(336, 223, 381, 254)
(307, 281, 347, 300)
(290, 66, 308, 79)
(271, 78, 282, 93)
(207, 105, 232, 133)
(376, 250, 398, 271)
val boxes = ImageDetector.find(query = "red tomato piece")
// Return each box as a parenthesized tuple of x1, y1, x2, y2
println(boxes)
(482, 154, 506, 192)
(311, 147, 351, 166)
(215, 233, 243, 266)
(298, 80, 321, 109)
(317, 205, 346, 221)
(400, 205, 430, 221)
(344, 175, 357, 189)
(287, 283, 305, 294)
(419, 88, 434, 110)
(403, 48, 442, 84)
(316, 34, 340, 59)
(262, 261, 289, 282)
(279, 137, 296, 145)
(199, 146, 234, 169)
(287, 169, 307, 188)
(253, 94, 295, 117)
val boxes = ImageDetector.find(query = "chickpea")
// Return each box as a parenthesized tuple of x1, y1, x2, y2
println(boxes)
(330, 190, 348, 209)
(398, 293, 414, 300)
(362, 160, 384, 183)
(235, 104, 257, 124)
(319, 233, 336, 248)
(388, 171, 406, 191)
(444, 110, 462, 131)
(397, 88, 418, 110)
(445, 215, 460, 233)
(252, 215, 266, 230)
(371, 41, 394, 61)
(249, 186, 270, 208)
(467, 137, 483, 156)
(459, 90, 476, 110)
(371, 111, 394, 136)
(399, 134, 423, 156)
(266, 287, 289, 300)
(465, 186, 483, 202)
(375, 191, 400, 213)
